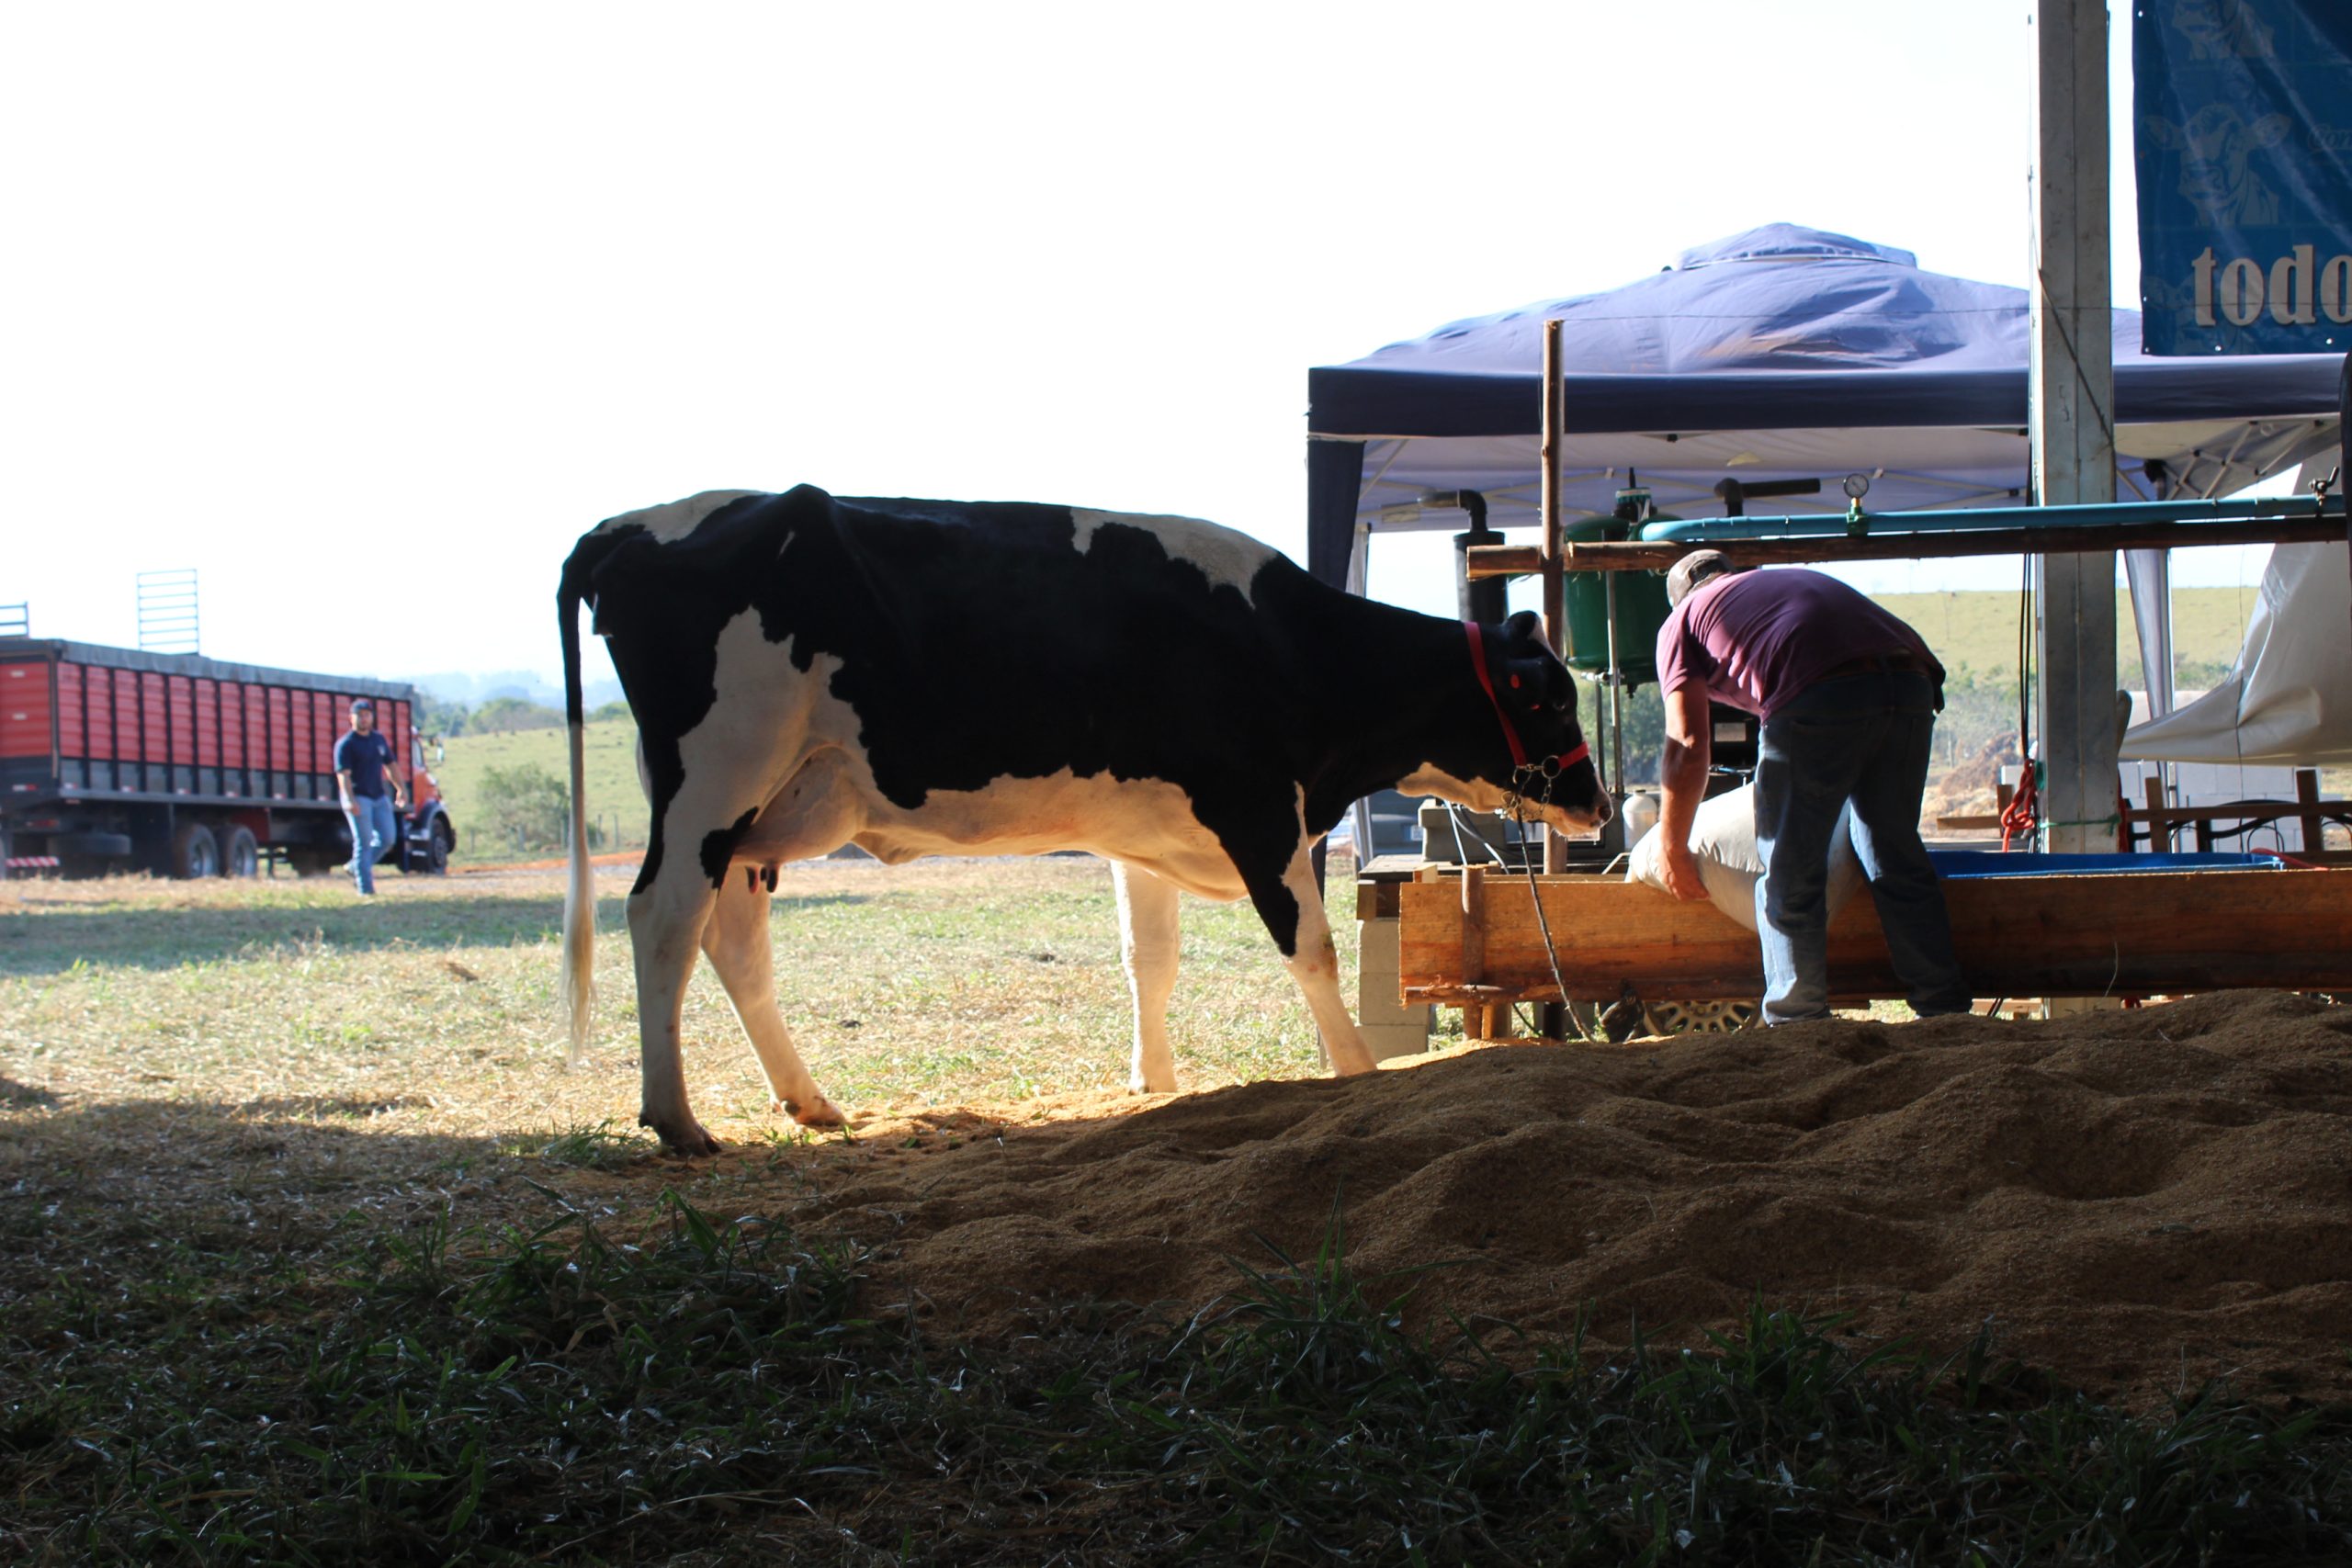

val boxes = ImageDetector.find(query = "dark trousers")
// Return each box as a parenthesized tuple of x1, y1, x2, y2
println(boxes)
(1753, 671, 1969, 1022)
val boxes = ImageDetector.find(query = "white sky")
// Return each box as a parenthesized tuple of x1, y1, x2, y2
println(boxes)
(1, 2, 2281, 692)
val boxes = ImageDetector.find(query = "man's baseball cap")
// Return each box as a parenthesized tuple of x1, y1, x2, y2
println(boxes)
(350, 698, 375, 712)
(1666, 548, 1737, 606)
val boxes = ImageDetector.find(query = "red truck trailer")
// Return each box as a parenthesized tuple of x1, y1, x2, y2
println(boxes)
(0, 637, 458, 880)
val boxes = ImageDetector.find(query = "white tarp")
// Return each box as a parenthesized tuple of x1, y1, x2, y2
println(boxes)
(2121, 536, 2352, 765)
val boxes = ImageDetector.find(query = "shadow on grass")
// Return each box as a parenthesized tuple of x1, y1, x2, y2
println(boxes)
(0, 897, 571, 976)
(0, 889, 879, 977)
(0, 1093, 512, 1215)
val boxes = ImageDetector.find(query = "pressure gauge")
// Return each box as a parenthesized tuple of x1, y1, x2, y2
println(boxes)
(1841, 472, 1871, 501)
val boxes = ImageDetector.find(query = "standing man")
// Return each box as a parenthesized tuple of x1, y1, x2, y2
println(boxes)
(334, 697, 404, 897)
(1654, 550, 1969, 1023)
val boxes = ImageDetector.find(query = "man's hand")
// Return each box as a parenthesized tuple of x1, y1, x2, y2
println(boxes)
(1661, 843, 1712, 902)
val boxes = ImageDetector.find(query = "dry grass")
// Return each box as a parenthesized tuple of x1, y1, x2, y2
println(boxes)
(0, 854, 1338, 1226)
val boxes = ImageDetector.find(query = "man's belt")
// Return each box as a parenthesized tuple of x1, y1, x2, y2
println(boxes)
(1818, 651, 1927, 681)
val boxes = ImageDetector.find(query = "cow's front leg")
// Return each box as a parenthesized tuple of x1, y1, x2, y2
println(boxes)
(701, 869, 846, 1128)
(1112, 862, 1182, 1093)
(1239, 839, 1378, 1078)
(628, 864, 724, 1156)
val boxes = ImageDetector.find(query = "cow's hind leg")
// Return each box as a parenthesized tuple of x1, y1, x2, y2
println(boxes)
(628, 860, 726, 1156)
(630, 748, 859, 1154)
(695, 747, 865, 1129)
(1112, 863, 1182, 1093)
(701, 870, 847, 1129)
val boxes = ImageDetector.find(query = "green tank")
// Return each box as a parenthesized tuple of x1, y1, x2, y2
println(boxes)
(1559, 491, 1672, 685)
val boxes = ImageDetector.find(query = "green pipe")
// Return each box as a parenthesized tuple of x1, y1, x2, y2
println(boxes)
(1641, 491, 2343, 543)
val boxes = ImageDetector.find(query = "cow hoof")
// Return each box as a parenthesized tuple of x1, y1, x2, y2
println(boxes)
(776, 1095, 847, 1129)
(642, 1113, 724, 1157)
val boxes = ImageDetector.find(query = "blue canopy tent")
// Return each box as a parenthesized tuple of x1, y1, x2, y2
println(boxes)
(1305, 224, 2345, 592)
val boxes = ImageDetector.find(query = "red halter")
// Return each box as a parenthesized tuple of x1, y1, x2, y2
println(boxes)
(1464, 621, 1589, 777)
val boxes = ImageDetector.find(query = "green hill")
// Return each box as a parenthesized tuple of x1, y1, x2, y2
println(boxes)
(430, 718, 643, 864)
(1876, 586, 2260, 689)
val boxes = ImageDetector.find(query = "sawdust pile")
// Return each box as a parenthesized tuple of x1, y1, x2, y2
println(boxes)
(776, 990, 2352, 1407)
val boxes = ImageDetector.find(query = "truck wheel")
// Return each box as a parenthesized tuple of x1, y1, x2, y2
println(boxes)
(217, 826, 260, 878)
(426, 817, 453, 874)
(171, 822, 220, 881)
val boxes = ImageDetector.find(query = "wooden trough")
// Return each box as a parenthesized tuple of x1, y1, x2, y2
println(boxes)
(1381, 864, 2352, 1009)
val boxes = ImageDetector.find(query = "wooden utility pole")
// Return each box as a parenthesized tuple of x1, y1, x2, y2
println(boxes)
(2031, 0, 2120, 858)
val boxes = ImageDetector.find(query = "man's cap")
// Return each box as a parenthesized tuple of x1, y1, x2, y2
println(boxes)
(1666, 548, 1737, 607)
(350, 698, 375, 712)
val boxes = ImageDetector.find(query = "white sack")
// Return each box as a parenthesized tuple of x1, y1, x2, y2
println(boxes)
(1626, 783, 1866, 931)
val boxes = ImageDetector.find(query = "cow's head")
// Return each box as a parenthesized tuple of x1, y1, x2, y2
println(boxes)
(1402, 611, 1611, 834)
(2167, 0, 2273, 62)
(2143, 104, 2289, 227)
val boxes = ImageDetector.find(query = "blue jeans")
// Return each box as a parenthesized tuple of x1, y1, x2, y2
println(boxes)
(1753, 671, 1969, 1023)
(345, 794, 399, 895)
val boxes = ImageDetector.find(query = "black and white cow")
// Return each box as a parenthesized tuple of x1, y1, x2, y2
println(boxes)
(558, 485, 1608, 1154)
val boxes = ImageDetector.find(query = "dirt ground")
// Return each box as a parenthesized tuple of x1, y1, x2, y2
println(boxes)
(613, 989, 2352, 1410)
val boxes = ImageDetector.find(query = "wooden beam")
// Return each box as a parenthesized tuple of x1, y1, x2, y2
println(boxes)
(1461, 513, 2346, 579)
(1397, 869, 2352, 1004)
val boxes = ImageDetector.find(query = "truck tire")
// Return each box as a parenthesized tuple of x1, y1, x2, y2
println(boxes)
(218, 826, 260, 878)
(171, 822, 220, 881)
(424, 816, 454, 874)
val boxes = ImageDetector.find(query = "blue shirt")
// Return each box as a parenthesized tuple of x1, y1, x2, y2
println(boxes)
(334, 729, 396, 798)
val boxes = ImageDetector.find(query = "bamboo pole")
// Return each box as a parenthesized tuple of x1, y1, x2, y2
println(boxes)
(1541, 321, 1568, 880)
(1540, 320, 1566, 652)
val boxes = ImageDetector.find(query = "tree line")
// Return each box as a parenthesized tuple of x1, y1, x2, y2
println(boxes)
(417, 694, 631, 738)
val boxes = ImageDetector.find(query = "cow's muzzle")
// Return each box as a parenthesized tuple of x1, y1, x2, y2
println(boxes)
(1508, 752, 1611, 833)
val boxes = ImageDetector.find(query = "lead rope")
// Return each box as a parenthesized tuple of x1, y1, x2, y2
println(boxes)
(1501, 762, 1594, 1043)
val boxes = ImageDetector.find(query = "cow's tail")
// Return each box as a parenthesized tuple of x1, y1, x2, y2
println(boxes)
(557, 540, 603, 1069)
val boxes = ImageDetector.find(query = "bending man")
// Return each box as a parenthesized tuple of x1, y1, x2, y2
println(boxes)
(1654, 549, 1969, 1023)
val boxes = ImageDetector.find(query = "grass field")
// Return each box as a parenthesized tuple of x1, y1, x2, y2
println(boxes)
(5, 865, 2348, 1562)
(1880, 585, 2263, 688)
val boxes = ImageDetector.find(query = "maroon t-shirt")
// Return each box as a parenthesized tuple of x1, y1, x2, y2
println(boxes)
(1654, 567, 1941, 721)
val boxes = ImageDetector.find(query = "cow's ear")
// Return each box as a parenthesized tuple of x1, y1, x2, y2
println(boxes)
(1500, 609, 1543, 648)
(1544, 659, 1579, 715)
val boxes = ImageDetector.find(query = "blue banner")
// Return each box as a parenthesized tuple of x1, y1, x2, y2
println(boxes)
(2135, 0, 2352, 355)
